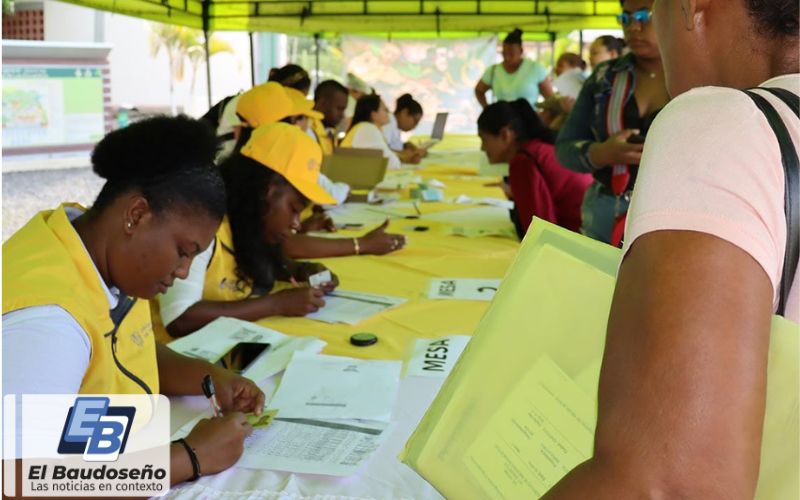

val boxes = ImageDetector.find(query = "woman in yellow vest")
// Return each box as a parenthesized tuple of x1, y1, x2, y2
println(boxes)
(2, 116, 265, 484)
(341, 95, 402, 169)
(158, 122, 352, 338)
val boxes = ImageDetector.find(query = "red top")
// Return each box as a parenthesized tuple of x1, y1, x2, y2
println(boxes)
(509, 139, 593, 234)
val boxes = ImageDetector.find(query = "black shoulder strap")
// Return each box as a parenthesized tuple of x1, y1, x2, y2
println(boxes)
(742, 88, 799, 317)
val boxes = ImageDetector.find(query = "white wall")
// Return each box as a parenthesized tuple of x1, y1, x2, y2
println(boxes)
(41, 1, 253, 117)
(43, 0, 95, 42)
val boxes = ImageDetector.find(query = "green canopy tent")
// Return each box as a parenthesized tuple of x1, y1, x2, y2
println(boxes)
(56, 0, 622, 105)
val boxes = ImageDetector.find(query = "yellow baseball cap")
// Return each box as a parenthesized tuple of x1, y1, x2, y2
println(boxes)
(284, 87, 324, 121)
(236, 82, 293, 127)
(240, 122, 336, 205)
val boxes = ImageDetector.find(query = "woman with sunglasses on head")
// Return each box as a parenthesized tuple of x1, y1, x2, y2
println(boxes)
(3, 116, 264, 485)
(555, 0, 669, 246)
(545, 0, 798, 497)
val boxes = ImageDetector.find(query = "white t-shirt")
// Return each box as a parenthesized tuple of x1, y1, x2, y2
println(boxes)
(382, 114, 405, 152)
(347, 122, 402, 169)
(552, 67, 587, 99)
(3, 206, 121, 396)
(623, 74, 799, 322)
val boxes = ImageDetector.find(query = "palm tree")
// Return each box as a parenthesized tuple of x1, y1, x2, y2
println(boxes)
(149, 23, 233, 115)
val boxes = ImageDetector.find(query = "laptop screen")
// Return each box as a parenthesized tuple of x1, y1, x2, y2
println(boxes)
(431, 112, 448, 140)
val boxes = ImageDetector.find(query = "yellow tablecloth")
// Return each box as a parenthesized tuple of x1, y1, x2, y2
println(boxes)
(257, 137, 520, 360)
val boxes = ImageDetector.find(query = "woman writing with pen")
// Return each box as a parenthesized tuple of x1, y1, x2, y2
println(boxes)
(157, 123, 347, 339)
(2, 116, 265, 485)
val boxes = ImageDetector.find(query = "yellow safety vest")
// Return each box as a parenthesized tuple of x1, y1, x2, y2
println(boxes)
(340, 121, 368, 148)
(311, 117, 336, 155)
(3, 204, 159, 395)
(203, 217, 253, 302)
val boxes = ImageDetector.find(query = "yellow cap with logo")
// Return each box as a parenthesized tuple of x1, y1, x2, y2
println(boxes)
(236, 82, 294, 127)
(284, 87, 324, 121)
(240, 122, 336, 205)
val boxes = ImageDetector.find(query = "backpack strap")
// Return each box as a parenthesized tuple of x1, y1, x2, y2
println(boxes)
(742, 88, 799, 317)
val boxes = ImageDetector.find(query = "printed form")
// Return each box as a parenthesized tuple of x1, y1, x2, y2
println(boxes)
(464, 355, 596, 498)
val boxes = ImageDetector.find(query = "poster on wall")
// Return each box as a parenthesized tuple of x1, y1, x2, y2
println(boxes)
(2, 66, 105, 150)
(342, 36, 496, 135)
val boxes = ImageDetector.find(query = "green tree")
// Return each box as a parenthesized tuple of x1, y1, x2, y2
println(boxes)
(149, 23, 233, 115)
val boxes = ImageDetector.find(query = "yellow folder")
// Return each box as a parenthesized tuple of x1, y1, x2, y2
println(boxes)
(400, 218, 799, 499)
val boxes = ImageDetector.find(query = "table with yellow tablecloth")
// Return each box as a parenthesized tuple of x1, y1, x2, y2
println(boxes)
(254, 138, 519, 362)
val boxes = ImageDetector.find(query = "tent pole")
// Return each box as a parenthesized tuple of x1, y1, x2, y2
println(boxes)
(549, 31, 556, 67)
(314, 33, 320, 89)
(202, 0, 212, 108)
(249, 32, 256, 86)
(579, 29, 584, 54)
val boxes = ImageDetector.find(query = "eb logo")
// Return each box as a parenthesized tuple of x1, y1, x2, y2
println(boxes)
(57, 397, 136, 462)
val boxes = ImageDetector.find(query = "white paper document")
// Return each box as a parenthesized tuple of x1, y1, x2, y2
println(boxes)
(167, 317, 327, 382)
(308, 290, 407, 325)
(237, 417, 390, 476)
(428, 279, 501, 301)
(464, 355, 595, 498)
(268, 352, 402, 422)
(452, 194, 514, 210)
(405, 335, 471, 378)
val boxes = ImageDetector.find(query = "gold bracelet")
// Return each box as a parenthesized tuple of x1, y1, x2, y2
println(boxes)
(353, 237, 360, 255)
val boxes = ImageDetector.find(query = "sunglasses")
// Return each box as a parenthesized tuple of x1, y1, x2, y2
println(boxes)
(617, 8, 653, 27)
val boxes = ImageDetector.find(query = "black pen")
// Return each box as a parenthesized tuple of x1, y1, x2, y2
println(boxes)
(202, 374, 223, 417)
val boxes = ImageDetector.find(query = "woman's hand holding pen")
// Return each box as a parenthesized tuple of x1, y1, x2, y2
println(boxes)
(264, 287, 326, 316)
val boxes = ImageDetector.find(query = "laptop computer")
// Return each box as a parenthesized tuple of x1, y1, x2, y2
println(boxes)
(419, 112, 448, 149)
(321, 148, 389, 190)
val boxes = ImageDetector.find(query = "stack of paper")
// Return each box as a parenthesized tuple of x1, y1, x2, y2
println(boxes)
(242, 352, 403, 476)
(167, 317, 326, 382)
(308, 290, 407, 325)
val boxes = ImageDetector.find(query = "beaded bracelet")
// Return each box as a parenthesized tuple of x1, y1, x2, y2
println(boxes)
(174, 438, 202, 481)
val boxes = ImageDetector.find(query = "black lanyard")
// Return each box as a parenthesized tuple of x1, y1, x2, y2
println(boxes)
(104, 295, 153, 394)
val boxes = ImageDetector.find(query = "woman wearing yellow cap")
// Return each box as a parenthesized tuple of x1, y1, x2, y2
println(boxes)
(158, 123, 350, 338)
(2, 116, 265, 484)
(228, 82, 408, 260)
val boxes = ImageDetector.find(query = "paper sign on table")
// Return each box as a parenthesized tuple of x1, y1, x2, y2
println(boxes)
(405, 335, 471, 378)
(268, 352, 402, 422)
(452, 194, 514, 210)
(428, 279, 501, 301)
(168, 317, 326, 382)
(307, 290, 407, 325)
